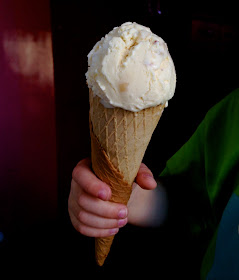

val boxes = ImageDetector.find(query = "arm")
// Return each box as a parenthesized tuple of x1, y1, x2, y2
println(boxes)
(127, 180, 168, 227)
(68, 158, 167, 237)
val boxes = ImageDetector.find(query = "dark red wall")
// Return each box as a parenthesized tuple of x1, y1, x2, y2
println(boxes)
(0, 0, 57, 237)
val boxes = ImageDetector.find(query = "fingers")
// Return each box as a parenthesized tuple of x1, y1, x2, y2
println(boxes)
(77, 209, 128, 230)
(78, 191, 128, 219)
(72, 158, 111, 201)
(68, 158, 129, 238)
(68, 190, 128, 238)
(135, 163, 157, 190)
(69, 213, 120, 238)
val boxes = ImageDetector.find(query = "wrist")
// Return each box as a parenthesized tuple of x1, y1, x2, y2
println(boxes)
(127, 182, 168, 227)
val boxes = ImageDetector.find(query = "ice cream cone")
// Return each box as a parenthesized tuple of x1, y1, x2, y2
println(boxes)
(89, 89, 165, 266)
(86, 22, 176, 266)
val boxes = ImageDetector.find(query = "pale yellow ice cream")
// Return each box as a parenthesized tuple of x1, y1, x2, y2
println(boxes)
(86, 22, 176, 112)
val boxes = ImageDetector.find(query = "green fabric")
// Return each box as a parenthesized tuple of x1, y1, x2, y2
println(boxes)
(200, 228, 218, 280)
(159, 88, 239, 278)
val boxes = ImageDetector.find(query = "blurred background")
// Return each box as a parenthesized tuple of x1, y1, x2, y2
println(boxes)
(0, 0, 238, 277)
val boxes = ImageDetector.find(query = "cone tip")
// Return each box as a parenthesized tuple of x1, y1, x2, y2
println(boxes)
(96, 257, 105, 266)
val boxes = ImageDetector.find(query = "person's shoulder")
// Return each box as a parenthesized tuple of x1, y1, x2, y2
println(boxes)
(223, 88, 239, 103)
(229, 87, 239, 97)
(206, 88, 239, 118)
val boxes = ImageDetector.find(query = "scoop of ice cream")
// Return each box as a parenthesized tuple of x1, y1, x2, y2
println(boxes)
(86, 22, 176, 112)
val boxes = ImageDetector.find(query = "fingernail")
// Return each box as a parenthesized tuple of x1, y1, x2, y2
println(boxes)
(98, 190, 108, 200)
(118, 208, 127, 219)
(142, 173, 154, 180)
(142, 173, 157, 186)
(109, 228, 119, 235)
(118, 218, 128, 227)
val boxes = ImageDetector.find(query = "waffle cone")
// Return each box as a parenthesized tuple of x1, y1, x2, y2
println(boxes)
(89, 89, 165, 266)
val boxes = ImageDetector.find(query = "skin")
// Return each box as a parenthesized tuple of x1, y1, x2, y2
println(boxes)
(68, 158, 165, 238)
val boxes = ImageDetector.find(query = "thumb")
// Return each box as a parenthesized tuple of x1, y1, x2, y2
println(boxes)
(135, 163, 157, 190)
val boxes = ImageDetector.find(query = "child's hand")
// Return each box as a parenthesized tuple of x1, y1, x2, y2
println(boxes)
(68, 158, 157, 237)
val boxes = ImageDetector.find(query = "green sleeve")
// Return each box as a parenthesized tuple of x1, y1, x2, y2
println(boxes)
(160, 114, 213, 238)
(159, 88, 239, 266)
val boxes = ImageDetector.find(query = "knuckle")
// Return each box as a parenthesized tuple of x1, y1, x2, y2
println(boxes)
(78, 210, 86, 224)
(114, 219, 119, 228)
(78, 192, 86, 207)
(85, 180, 98, 196)
(107, 205, 121, 219)
(112, 207, 120, 218)
(77, 158, 87, 168)
(72, 165, 79, 181)
(72, 159, 86, 180)
(84, 181, 92, 193)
